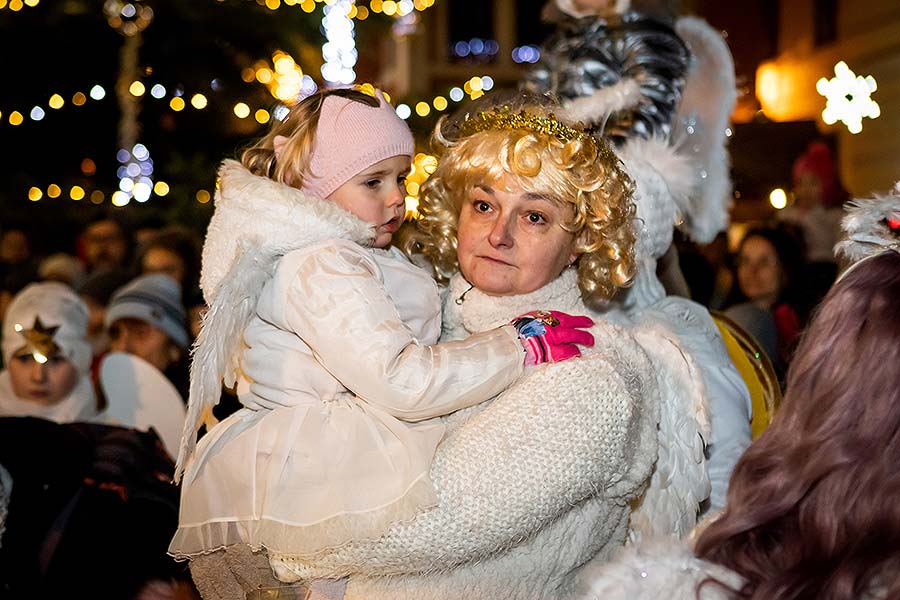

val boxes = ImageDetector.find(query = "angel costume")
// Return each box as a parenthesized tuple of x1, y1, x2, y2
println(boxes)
(169, 161, 525, 560)
(524, 1, 751, 518)
(191, 265, 662, 600)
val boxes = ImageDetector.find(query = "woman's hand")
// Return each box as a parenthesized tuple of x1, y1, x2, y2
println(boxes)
(510, 310, 595, 366)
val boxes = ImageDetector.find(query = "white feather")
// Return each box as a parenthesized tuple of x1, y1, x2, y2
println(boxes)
(834, 183, 900, 263)
(174, 248, 277, 482)
(616, 137, 696, 265)
(671, 16, 738, 244)
(558, 79, 643, 128)
(628, 321, 710, 541)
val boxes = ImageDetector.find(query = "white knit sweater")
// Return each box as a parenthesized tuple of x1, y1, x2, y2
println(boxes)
(272, 269, 661, 599)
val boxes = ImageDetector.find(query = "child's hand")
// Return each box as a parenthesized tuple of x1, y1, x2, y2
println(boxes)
(510, 310, 595, 366)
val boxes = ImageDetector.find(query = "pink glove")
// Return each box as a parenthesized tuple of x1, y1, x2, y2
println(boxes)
(510, 310, 595, 366)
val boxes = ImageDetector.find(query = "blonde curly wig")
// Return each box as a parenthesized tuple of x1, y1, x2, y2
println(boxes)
(403, 95, 637, 303)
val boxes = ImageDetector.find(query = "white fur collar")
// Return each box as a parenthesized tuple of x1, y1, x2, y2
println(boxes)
(444, 268, 583, 335)
(199, 160, 375, 304)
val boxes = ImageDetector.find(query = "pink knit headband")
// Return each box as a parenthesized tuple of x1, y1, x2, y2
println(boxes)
(297, 90, 415, 200)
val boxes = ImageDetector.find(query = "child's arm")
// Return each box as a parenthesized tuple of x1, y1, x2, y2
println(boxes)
(281, 243, 524, 421)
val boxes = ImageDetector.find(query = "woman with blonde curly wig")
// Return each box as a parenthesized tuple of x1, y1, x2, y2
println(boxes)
(205, 93, 671, 600)
(409, 95, 637, 305)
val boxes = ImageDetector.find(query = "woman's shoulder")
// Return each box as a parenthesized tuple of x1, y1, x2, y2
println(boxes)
(584, 314, 657, 373)
(576, 537, 743, 600)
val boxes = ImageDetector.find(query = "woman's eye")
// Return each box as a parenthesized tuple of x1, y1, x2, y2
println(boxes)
(527, 212, 547, 224)
(473, 200, 491, 213)
(365, 179, 381, 188)
(397, 175, 407, 186)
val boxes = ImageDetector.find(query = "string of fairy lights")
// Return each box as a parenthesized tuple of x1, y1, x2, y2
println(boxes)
(1, 65, 493, 132)
(232, 0, 437, 20)
(0, 0, 40, 11)
(11, 66, 492, 207)
(7, 0, 483, 207)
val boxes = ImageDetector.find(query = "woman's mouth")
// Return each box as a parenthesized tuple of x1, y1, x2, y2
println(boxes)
(478, 255, 514, 267)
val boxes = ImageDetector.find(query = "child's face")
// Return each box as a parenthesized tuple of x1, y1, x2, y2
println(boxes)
(327, 155, 409, 248)
(8, 349, 80, 406)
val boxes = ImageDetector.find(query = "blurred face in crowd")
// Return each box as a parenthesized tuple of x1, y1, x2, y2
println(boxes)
(135, 227, 161, 250)
(736, 235, 783, 310)
(456, 179, 578, 297)
(793, 171, 823, 210)
(8, 349, 79, 405)
(108, 317, 181, 373)
(142, 247, 187, 287)
(82, 220, 128, 271)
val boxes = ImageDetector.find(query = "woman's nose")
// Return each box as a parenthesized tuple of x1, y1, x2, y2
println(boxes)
(488, 215, 514, 248)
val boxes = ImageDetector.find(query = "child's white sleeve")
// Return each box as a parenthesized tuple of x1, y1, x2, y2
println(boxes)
(282, 243, 524, 421)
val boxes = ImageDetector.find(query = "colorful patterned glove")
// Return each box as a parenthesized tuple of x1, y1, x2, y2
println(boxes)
(510, 310, 595, 367)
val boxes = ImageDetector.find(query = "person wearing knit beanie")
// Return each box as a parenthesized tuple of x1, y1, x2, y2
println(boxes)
(105, 273, 189, 374)
(0, 281, 98, 422)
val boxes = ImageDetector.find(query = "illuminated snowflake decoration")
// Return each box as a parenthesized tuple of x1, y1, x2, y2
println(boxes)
(816, 61, 880, 134)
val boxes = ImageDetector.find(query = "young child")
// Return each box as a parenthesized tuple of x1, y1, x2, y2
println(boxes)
(168, 88, 594, 565)
(0, 281, 98, 423)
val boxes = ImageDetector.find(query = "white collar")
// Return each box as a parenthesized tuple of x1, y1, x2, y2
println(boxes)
(445, 268, 583, 334)
(200, 160, 375, 305)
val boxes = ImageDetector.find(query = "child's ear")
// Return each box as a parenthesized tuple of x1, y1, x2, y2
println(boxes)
(273, 135, 289, 159)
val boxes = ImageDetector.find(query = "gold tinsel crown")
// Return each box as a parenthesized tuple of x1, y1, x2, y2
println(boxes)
(456, 106, 618, 161)
(457, 108, 590, 142)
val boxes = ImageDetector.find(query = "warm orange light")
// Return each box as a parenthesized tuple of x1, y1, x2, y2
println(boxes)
(756, 63, 780, 114)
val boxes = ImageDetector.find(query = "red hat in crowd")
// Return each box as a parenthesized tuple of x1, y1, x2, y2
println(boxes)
(792, 141, 847, 207)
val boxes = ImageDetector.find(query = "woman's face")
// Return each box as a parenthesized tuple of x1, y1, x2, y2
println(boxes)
(456, 179, 578, 296)
(8, 349, 80, 405)
(736, 236, 783, 309)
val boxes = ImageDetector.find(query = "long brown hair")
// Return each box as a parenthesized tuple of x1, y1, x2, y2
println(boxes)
(695, 250, 900, 599)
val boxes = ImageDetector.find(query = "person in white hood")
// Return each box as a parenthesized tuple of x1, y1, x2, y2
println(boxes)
(0, 281, 97, 423)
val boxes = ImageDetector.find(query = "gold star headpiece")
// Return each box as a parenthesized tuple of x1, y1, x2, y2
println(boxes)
(14, 316, 61, 364)
(457, 107, 614, 159)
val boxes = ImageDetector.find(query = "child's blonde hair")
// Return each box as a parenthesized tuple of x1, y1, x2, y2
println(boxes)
(404, 94, 636, 303)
